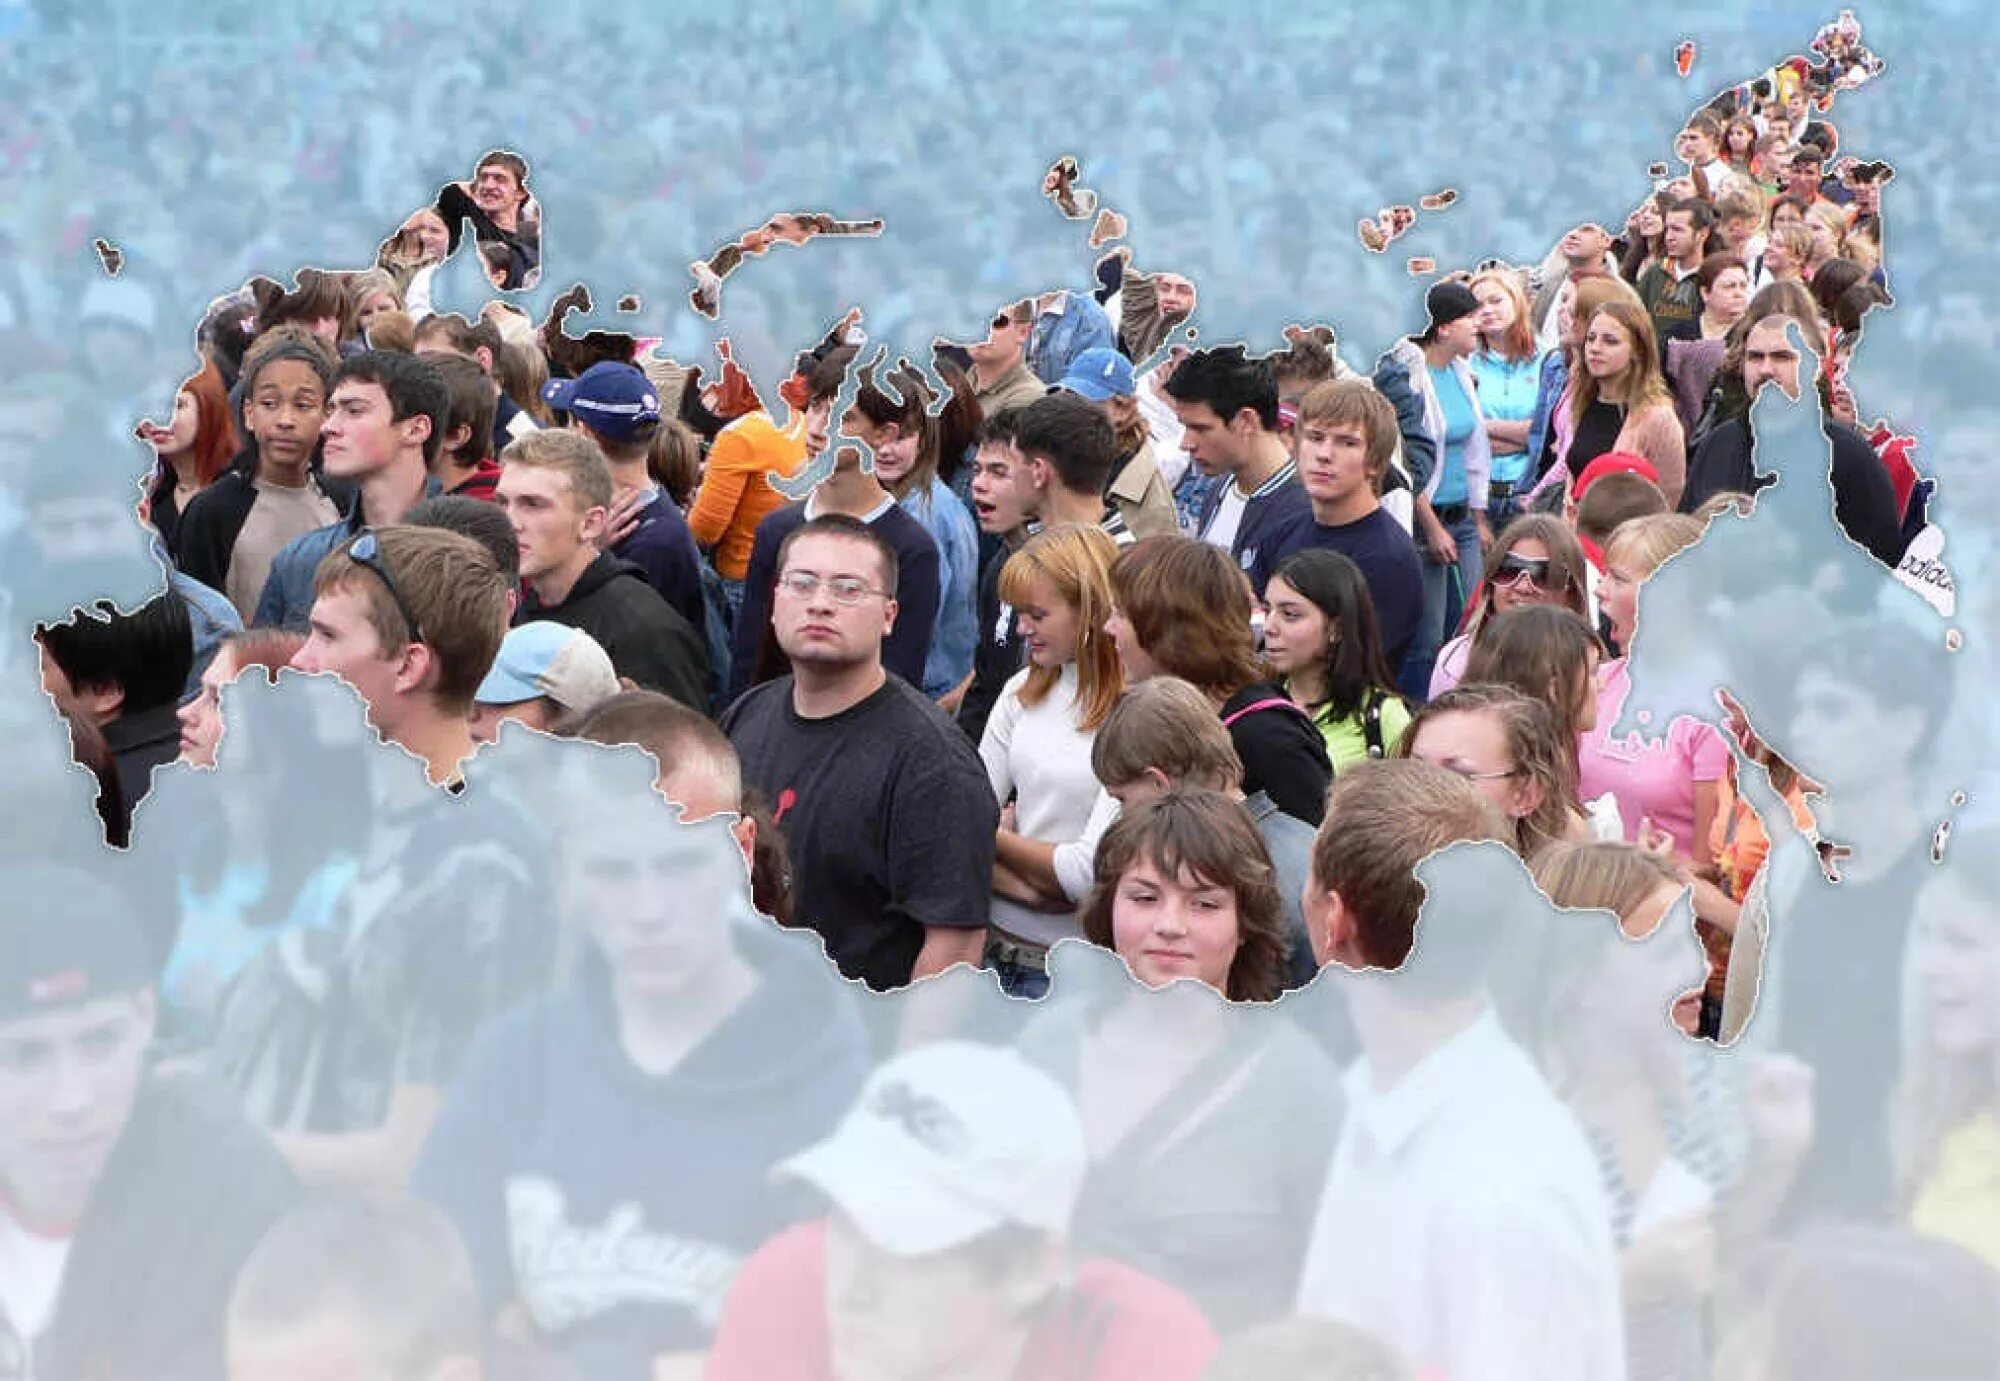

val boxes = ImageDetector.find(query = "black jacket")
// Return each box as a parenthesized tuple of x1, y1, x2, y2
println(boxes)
(1681, 412, 1906, 569)
(519, 553, 711, 711)
(172, 452, 353, 596)
(28, 1071, 298, 1381)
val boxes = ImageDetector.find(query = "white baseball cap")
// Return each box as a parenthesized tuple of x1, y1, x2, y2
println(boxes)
(474, 623, 620, 712)
(778, 1041, 1087, 1257)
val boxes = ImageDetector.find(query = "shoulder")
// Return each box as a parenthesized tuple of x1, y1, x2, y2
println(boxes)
(875, 502, 940, 556)
(720, 677, 792, 734)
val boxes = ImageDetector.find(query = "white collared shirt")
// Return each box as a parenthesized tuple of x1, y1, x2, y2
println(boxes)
(1297, 1007, 1627, 1381)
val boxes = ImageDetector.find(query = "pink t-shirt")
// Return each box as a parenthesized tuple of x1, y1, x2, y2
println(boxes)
(704, 1220, 1218, 1381)
(1577, 658, 1730, 857)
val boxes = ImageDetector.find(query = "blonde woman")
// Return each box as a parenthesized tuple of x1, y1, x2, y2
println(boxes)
(979, 523, 1126, 996)
(1571, 300, 1687, 506)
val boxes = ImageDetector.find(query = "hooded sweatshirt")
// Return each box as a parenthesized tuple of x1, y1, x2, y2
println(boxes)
(411, 919, 867, 1379)
(517, 552, 711, 709)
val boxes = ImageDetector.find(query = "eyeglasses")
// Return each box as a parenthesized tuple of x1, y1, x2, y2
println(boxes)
(348, 530, 424, 643)
(1493, 554, 1559, 589)
(777, 570, 889, 607)
(1437, 762, 1520, 783)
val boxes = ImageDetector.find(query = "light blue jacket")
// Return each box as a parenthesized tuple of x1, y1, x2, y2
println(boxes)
(902, 476, 980, 698)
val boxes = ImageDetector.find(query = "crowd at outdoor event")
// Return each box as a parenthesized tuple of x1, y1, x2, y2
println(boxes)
(7, 9, 2000, 1381)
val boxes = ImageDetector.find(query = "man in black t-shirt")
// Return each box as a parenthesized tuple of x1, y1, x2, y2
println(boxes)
(722, 516, 996, 990)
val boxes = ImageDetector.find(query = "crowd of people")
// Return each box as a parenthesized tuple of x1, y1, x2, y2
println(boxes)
(6, 6, 1999, 1381)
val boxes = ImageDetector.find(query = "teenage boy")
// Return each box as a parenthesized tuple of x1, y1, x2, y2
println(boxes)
(955, 410, 1031, 744)
(412, 311, 539, 457)
(1249, 379, 1425, 671)
(974, 389, 1132, 541)
(497, 429, 711, 710)
(1295, 761, 1623, 1381)
(226, 1193, 488, 1381)
(729, 435, 939, 699)
(411, 757, 868, 1378)
(721, 516, 995, 990)
(35, 592, 194, 813)
(423, 352, 502, 500)
(1637, 198, 1716, 342)
(706, 1042, 1218, 1379)
(0, 865, 297, 1381)
(546, 360, 706, 630)
(255, 350, 448, 630)
(1161, 346, 1309, 591)
(291, 525, 511, 788)
(468, 622, 622, 745)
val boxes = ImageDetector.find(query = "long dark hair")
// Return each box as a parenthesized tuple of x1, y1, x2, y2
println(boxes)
(1266, 548, 1398, 720)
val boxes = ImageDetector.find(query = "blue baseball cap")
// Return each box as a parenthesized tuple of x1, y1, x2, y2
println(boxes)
(542, 361, 661, 441)
(475, 623, 621, 712)
(1052, 347, 1136, 401)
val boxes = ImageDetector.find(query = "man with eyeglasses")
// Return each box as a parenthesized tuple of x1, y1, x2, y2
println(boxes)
(721, 515, 996, 991)
(291, 524, 510, 789)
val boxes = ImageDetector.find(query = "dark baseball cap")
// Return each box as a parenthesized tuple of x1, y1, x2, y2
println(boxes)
(0, 866, 151, 1024)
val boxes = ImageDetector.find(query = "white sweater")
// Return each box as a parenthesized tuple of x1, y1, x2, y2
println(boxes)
(979, 664, 1105, 948)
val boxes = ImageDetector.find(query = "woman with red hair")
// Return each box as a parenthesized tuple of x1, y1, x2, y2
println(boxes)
(141, 361, 238, 558)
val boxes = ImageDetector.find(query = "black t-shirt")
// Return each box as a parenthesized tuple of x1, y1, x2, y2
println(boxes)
(721, 675, 998, 989)
(1249, 506, 1426, 672)
(956, 538, 1026, 745)
(1220, 683, 1332, 826)
(1541, 398, 1625, 480)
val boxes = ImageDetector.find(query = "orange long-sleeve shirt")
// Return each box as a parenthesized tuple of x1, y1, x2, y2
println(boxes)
(687, 410, 807, 581)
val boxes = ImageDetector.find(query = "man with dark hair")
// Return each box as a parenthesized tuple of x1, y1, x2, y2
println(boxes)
(499, 430, 711, 710)
(433, 149, 538, 289)
(955, 410, 1032, 744)
(545, 361, 706, 630)
(722, 515, 995, 990)
(423, 352, 501, 500)
(1638, 198, 1716, 341)
(227, 1192, 485, 1381)
(1784, 147, 1833, 210)
(253, 350, 447, 630)
(36, 593, 194, 812)
(413, 311, 538, 458)
(1162, 347, 1309, 587)
(728, 436, 939, 701)
(0, 864, 297, 1381)
(403, 493, 522, 618)
(982, 390, 1131, 540)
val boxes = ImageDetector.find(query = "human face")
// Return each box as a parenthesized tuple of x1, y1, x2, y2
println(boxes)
(1260, 575, 1332, 680)
(1102, 603, 1158, 682)
(400, 209, 450, 261)
(1662, 211, 1703, 264)
(1806, 213, 1839, 264)
(1787, 162, 1823, 203)
(177, 643, 237, 768)
(243, 359, 326, 475)
(1170, 397, 1247, 478)
(1474, 280, 1517, 338)
(1770, 200, 1805, 234)
(1676, 127, 1716, 166)
(1573, 645, 1602, 734)
(1154, 273, 1197, 318)
(773, 533, 896, 669)
(354, 290, 399, 336)
(1762, 237, 1797, 279)
(967, 309, 1029, 375)
(293, 585, 404, 724)
(0, 992, 153, 1228)
(1598, 559, 1643, 648)
(1109, 855, 1241, 993)
(1912, 875, 1999, 1057)
(468, 697, 555, 745)
(1560, 222, 1612, 266)
(802, 397, 832, 459)
(1727, 123, 1756, 158)
(1741, 317, 1806, 400)
(1014, 574, 1082, 670)
(473, 160, 524, 216)
(1553, 280, 1580, 347)
(496, 464, 597, 583)
(1408, 710, 1537, 822)
(227, 1307, 413, 1381)
(1718, 214, 1758, 254)
(563, 809, 744, 999)
(1633, 202, 1664, 241)
(1435, 313, 1482, 358)
(826, 1211, 1047, 1381)
(967, 439, 1033, 534)
(320, 379, 415, 479)
(144, 388, 199, 457)
(1488, 537, 1561, 614)
(1704, 266, 1751, 326)
(1582, 311, 1635, 382)
(1295, 419, 1375, 511)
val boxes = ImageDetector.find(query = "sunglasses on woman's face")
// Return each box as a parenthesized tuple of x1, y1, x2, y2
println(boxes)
(1494, 554, 1558, 589)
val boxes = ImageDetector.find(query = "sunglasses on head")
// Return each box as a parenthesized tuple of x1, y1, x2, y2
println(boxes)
(348, 530, 424, 643)
(1494, 553, 1559, 589)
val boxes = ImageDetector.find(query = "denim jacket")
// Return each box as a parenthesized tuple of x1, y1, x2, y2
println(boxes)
(1524, 349, 1571, 486)
(903, 477, 980, 697)
(1026, 291, 1117, 385)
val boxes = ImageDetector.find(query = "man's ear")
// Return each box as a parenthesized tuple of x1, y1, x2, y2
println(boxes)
(401, 411, 435, 452)
(577, 504, 610, 545)
(1310, 882, 1360, 970)
(445, 422, 474, 457)
(880, 597, 899, 639)
(392, 641, 437, 699)
(475, 346, 496, 376)
(731, 813, 757, 874)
